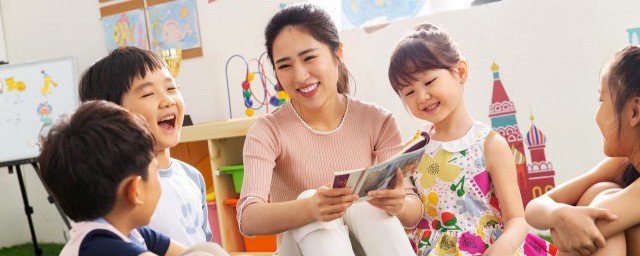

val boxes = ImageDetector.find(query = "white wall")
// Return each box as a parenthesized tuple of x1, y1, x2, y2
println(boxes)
(0, 0, 637, 247)
(340, 0, 639, 191)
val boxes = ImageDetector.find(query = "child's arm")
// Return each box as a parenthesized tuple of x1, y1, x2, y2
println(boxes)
(483, 132, 529, 256)
(179, 161, 213, 242)
(196, 173, 213, 242)
(590, 180, 640, 238)
(136, 228, 186, 256)
(526, 157, 625, 227)
(163, 239, 187, 256)
(525, 158, 626, 252)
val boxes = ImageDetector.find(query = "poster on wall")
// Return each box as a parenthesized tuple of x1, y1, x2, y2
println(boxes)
(340, 0, 426, 30)
(338, 0, 477, 31)
(147, 0, 202, 58)
(101, 9, 150, 51)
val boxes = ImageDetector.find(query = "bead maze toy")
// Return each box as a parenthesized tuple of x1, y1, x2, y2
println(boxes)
(225, 52, 289, 118)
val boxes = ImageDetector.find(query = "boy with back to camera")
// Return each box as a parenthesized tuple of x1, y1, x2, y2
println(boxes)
(40, 100, 187, 255)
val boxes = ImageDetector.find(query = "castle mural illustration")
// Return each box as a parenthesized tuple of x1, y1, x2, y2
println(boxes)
(488, 62, 556, 206)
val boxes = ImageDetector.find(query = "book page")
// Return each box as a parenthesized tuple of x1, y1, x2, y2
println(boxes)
(355, 146, 426, 200)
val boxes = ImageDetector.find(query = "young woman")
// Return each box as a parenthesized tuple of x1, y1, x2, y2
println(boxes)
(236, 4, 418, 256)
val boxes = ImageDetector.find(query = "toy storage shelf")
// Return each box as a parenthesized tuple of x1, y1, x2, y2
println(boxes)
(170, 117, 258, 253)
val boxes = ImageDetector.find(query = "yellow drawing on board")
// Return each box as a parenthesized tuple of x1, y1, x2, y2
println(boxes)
(6, 77, 26, 92)
(41, 71, 58, 96)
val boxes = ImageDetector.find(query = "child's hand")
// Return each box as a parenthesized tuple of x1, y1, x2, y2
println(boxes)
(308, 185, 359, 222)
(551, 205, 617, 255)
(367, 168, 406, 216)
(482, 240, 516, 256)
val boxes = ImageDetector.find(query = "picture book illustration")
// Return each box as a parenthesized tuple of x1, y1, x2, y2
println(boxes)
(333, 131, 430, 201)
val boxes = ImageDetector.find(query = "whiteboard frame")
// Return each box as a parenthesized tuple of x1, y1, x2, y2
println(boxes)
(0, 56, 77, 167)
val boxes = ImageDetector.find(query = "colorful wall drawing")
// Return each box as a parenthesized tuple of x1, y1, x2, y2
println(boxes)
(628, 27, 640, 45)
(147, 0, 201, 53)
(488, 62, 556, 207)
(101, 9, 149, 51)
(341, 0, 426, 29)
(525, 113, 556, 200)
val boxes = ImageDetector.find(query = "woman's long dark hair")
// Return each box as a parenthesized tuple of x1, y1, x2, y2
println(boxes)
(264, 3, 350, 94)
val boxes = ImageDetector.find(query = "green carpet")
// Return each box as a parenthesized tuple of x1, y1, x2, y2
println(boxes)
(0, 243, 63, 256)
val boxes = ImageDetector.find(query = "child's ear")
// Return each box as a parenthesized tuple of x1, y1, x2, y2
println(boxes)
(630, 97, 640, 127)
(124, 176, 144, 206)
(457, 59, 469, 85)
(336, 42, 344, 61)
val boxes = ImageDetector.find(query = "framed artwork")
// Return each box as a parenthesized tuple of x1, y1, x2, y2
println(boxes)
(101, 9, 150, 51)
(147, 0, 203, 58)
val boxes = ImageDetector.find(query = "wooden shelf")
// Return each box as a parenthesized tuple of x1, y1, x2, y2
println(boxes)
(179, 117, 258, 143)
(170, 117, 268, 253)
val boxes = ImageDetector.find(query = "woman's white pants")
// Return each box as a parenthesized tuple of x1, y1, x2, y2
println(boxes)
(277, 189, 415, 256)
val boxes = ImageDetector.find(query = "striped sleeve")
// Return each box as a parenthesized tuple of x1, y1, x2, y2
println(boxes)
(236, 117, 279, 236)
(373, 111, 403, 163)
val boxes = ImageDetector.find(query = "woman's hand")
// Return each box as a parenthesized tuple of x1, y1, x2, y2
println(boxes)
(551, 205, 617, 255)
(367, 168, 406, 216)
(307, 185, 359, 222)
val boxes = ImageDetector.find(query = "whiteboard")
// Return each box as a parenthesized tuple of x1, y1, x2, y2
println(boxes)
(0, 57, 77, 167)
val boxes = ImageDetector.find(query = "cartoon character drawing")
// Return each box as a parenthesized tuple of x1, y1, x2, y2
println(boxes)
(41, 70, 58, 96)
(162, 19, 192, 45)
(6, 77, 27, 92)
(37, 102, 53, 124)
(113, 13, 135, 47)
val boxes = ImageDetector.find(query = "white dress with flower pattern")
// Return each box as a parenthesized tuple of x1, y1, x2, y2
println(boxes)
(408, 122, 556, 256)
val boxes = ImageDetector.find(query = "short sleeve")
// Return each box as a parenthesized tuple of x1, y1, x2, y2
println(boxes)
(137, 227, 171, 255)
(178, 161, 214, 242)
(80, 230, 146, 256)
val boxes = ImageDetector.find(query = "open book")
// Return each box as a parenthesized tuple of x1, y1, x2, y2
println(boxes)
(332, 131, 430, 202)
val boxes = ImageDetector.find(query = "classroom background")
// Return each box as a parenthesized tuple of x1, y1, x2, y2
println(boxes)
(0, 0, 637, 254)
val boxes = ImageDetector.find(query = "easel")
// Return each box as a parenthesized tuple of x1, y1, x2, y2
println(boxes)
(3, 158, 70, 256)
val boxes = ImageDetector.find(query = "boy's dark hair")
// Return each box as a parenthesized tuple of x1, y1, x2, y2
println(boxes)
(79, 47, 167, 104)
(607, 46, 640, 187)
(388, 23, 461, 94)
(265, 3, 351, 94)
(39, 100, 155, 222)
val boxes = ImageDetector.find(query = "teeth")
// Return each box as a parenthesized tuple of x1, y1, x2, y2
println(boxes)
(160, 115, 175, 121)
(299, 83, 318, 93)
(425, 102, 439, 111)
